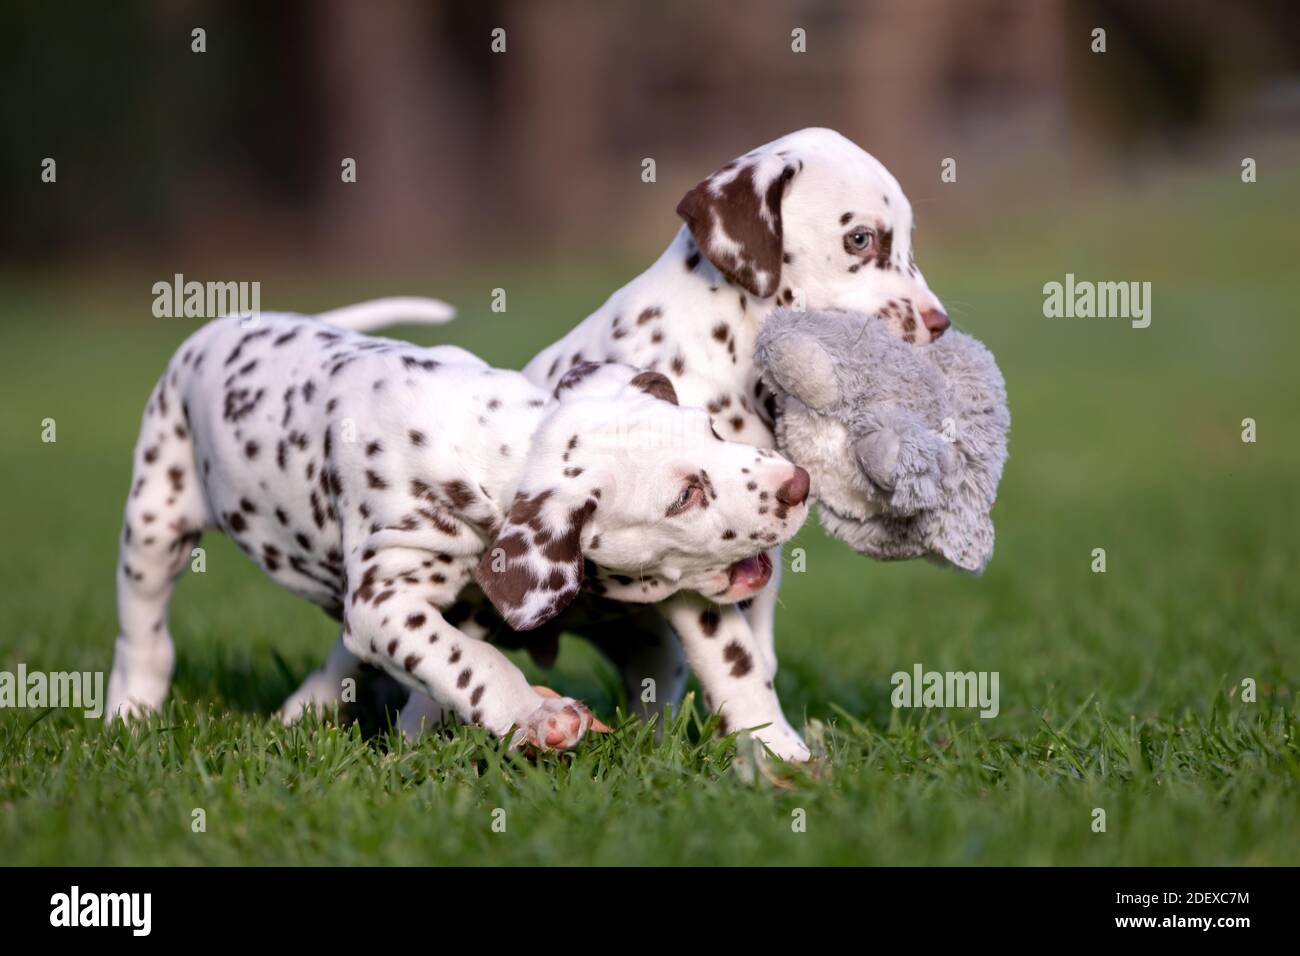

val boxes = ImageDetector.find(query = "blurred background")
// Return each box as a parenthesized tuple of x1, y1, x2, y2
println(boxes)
(4, 0, 1299, 277)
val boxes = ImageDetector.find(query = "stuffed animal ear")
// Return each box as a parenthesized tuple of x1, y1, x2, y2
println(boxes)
(929, 512, 994, 575)
(763, 332, 840, 410)
(475, 487, 598, 631)
(677, 151, 798, 298)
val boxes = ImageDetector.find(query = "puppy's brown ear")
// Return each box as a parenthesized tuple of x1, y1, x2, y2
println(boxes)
(677, 153, 798, 299)
(475, 489, 597, 631)
(628, 370, 678, 405)
(554, 361, 678, 406)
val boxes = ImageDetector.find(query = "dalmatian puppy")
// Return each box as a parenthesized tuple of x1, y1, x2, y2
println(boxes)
(515, 128, 949, 742)
(286, 128, 945, 760)
(105, 303, 811, 753)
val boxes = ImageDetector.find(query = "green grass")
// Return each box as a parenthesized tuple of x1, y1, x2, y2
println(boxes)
(1, 165, 1297, 865)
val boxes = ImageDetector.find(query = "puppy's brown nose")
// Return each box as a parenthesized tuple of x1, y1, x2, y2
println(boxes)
(921, 307, 950, 339)
(776, 466, 810, 507)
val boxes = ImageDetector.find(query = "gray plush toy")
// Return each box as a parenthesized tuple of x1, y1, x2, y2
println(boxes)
(754, 309, 1010, 573)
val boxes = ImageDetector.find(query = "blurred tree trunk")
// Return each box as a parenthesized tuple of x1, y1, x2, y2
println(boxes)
(311, 0, 471, 268)
(495, 0, 607, 256)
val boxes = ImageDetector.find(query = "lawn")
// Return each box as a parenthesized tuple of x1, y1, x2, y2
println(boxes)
(0, 165, 1296, 865)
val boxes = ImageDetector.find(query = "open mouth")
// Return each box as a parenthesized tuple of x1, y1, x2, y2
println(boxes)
(727, 551, 773, 592)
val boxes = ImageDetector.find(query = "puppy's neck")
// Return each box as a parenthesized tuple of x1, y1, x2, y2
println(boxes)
(463, 388, 554, 513)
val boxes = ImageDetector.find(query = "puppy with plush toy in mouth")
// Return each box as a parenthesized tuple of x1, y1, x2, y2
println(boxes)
(104, 125, 1008, 763)
(105, 295, 1005, 763)
(261, 128, 966, 763)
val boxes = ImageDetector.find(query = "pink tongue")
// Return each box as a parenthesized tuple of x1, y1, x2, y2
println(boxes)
(729, 553, 771, 588)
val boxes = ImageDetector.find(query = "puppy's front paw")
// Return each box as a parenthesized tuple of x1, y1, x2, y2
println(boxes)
(105, 696, 155, 723)
(277, 670, 346, 724)
(752, 723, 812, 763)
(514, 696, 594, 751)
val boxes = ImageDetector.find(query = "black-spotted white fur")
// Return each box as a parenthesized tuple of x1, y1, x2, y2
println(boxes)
(282, 129, 945, 762)
(106, 305, 810, 752)
(513, 128, 949, 758)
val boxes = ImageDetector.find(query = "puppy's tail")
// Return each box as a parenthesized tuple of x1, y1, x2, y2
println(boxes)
(316, 297, 457, 333)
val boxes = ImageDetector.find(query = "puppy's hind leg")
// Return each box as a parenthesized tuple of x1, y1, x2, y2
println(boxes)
(397, 690, 448, 740)
(277, 632, 373, 724)
(106, 374, 209, 720)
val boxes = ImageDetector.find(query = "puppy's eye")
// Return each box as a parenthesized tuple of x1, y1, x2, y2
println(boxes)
(844, 227, 874, 254)
(667, 482, 704, 517)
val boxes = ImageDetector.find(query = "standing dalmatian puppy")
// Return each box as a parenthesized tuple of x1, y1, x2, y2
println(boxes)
(106, 305, 811, 754)
(515, 128, 950, 745)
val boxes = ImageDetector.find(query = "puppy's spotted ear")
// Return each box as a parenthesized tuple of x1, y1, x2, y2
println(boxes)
(475, 488, 598, 631)
(677, 151, 799, 299)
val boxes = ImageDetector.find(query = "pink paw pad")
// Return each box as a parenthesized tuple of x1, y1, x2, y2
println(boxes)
(517, 693, 605, 751)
